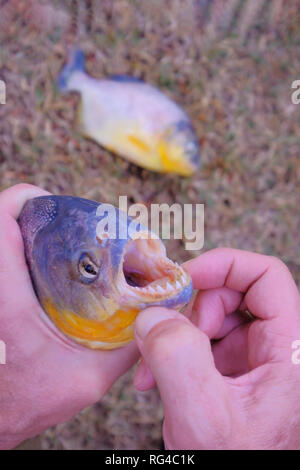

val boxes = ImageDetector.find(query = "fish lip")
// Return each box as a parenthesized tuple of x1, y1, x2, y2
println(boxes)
(117, 232, 191, 301)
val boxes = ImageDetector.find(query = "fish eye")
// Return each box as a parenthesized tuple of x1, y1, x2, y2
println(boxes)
(78, 254, 99, 280)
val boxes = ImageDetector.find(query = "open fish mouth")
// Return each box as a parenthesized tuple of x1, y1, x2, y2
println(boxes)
(119, 235, 191, 301)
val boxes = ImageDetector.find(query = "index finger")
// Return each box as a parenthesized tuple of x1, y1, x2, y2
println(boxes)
(183, 248, 300, 324)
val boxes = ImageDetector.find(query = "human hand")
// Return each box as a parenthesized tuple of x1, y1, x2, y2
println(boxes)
(0, 184, 138, 449)
(134, 248, 300, 449)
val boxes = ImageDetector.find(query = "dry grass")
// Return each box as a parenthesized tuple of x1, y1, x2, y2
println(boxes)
(1, 0, 300, 450)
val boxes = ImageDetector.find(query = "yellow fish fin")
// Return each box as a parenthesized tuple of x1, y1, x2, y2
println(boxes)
(127, 134, 150, 152)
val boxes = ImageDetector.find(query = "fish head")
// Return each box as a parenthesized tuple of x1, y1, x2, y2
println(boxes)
(19, 196, 193, 349)
(159, 120, 200, 176)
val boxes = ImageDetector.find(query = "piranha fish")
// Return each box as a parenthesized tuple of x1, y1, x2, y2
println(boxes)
(57, 49, 200, 176)
(19, 196, 193, 350)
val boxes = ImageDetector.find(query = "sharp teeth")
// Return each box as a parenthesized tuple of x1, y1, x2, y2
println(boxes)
(148, 286, 156, 294)
(156, 285, 164, 294)
(166, 281, 173, 291)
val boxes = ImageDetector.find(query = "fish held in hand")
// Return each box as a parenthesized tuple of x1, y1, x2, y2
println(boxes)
(57, 49, 200, 176)
(19, 196, 193, 350)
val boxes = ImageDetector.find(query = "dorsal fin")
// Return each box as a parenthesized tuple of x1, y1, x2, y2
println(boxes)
(109, 74, 144, 84)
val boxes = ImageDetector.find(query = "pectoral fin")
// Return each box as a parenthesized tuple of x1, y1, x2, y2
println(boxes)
(127, 134, 150, 152)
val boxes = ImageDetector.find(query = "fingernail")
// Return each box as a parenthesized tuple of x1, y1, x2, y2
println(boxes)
(135, 307, 177, 340)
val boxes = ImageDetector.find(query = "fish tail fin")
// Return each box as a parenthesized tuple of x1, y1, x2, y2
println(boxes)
(57, 48, 85, 91)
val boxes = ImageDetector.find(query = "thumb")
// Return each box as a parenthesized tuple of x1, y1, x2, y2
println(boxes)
(134, 307, 227, 414)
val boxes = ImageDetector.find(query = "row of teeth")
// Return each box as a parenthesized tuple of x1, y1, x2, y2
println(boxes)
(131, 263, 187, 295)
(141, 279, 184, 294)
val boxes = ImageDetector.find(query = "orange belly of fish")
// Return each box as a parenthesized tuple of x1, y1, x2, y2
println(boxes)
(43, 299, 139, 349)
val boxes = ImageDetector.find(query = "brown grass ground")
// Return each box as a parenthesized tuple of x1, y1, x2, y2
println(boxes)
(0, 0, 300, 449)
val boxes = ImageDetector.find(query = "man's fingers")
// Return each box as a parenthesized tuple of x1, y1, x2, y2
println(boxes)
(212, 323, 250, 377)
(0, 183, 50, 219)
(0, 184, 50, 276)
(134, 307, 229, 433)
(183, 248, 273, 292)
(191, 287, 243, 338)
(0, 184, 50, 298)
(184, 248, 300, 368)
(134, 357, 156, 391)
(0, 213, 29, 276)
(184, 248, 300, 325)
